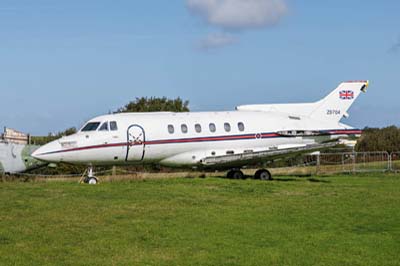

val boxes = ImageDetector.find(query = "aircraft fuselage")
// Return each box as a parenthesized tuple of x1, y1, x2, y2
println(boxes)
(32, 110, 359, 168)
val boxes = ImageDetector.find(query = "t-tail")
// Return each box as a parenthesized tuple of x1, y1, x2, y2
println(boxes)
(309, 80, 369, 123)
(236, 80, 369, 123)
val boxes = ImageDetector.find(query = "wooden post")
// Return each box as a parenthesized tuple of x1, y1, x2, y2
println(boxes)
(112, 166, 116, 176)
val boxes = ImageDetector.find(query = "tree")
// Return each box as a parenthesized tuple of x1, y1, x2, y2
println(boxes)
(117, 97, 189, 113)
(61, 127, 77, 136)
(31, 127, 77, 145)
(355, 126, 400, 153)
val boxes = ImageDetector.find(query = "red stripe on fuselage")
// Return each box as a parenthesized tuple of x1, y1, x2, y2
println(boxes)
(37, 129, 361, 156)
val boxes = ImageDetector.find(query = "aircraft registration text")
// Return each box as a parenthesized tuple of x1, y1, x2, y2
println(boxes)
(326, 110, 341, 115)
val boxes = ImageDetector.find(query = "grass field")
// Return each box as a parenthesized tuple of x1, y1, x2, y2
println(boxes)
(1, 174, 400, 266)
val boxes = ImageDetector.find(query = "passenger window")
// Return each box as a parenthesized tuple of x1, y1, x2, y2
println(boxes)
(195, 124, 202, 133)
(99, 122, 109, 131)
(168, 125, 174, 134)
(81, 122, 101, 132)
(110, 121, 118, 131)
(224, 123, 231, 132)
(209, 123, 216, 133)
(181, 124, 188, 133)
(238, 122, 245, 132)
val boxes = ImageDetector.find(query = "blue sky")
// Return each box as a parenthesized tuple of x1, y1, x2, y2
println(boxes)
(0, 0, 399, 135)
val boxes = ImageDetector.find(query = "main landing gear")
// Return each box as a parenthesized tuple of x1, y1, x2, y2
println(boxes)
(226, 168, 272, 181)
(81, 166, 99, 185)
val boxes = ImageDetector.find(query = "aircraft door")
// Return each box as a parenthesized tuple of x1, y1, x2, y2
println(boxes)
(126, 125, 145, 161)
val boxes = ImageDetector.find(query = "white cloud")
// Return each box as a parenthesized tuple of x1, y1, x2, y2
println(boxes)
(198, 32, 237, 50)
(187, 0, 287, 30)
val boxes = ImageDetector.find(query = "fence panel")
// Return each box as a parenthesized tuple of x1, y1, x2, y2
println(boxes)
(266, 152, 392, 175)
(354, 152, 390, 172)
(315, 152, 390, 174)
(391, 152, 400, 172)
(317, 153, 353, 174)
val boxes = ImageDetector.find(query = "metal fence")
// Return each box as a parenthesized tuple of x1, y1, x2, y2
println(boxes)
(316, 152, 391, 174)
(272, 151, 399, 175)
(390, 152, 400, 172)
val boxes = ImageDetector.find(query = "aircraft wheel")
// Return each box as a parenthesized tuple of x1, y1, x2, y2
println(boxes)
(87, 177, 98, 185)
(255, 169, 272, 181)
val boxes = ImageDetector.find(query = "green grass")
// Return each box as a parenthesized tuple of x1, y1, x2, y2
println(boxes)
(1, 174, 400, 266)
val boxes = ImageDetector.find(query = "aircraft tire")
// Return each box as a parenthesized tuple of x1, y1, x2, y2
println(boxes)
(88, 177, 98, 185)
(255, 169, 272, 181)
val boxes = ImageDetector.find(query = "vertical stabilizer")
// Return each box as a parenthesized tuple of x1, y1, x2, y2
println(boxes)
(309, 81, 368, 123)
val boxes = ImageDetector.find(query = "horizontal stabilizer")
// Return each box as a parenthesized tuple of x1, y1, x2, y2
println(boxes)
(236, 81, 369, 123)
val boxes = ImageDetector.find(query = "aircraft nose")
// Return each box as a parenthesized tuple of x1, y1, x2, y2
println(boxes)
(31, 140, 63, 162)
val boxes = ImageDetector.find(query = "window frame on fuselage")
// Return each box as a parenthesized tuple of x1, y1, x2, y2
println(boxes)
(181, 124, 188, 134)
(168, 124, 175, 134)
(110, 121, 118, 131)
(224, 122, 231, 132)
(81, 122, 101, 132)
(209, 123, 216, 133)
(238, 122, 245, 132)
(99, 121, 109, 131)
(195, 123, 202, 133)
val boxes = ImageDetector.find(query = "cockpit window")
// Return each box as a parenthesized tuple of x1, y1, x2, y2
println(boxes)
(81, 122, 101, 132)
(99, 122, 109, 131)
(110, 121, 118, 131)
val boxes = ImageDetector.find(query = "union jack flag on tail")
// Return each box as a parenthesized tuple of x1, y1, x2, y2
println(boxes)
(339, 90, 354, 100)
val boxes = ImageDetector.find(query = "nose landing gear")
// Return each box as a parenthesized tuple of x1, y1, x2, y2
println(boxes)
(80, 166, 99, 185)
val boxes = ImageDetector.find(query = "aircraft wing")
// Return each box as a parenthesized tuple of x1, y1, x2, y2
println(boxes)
(200, 142, 338, 170)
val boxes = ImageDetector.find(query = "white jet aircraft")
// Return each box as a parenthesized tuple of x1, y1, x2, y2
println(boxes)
(32, 81, 369, 183)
